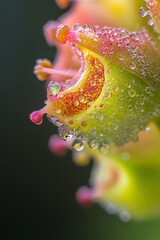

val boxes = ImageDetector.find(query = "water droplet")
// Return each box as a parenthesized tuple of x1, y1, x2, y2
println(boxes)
(99, 104, 104, 108)
(81, 121, 87, 127)
(130, 62, 136, 70)
(128, 105, 133, 111)
(139, 7, 148, 17)
(89, 140, 99, 149)
(55, 108, 61, 114)
(79, 95, 85, 103)
(72, 138, 84, 151)
(118, 54, 123, 61)
(74, 23, 81, 30)
(112, 85, 119, 91)
(147, 17, 154, 26)
(105, 203, 117, 214)
(96, 112, 104, 121)
(90, 80, 96, 86)
(83, 24, 91, 30)
(130, 33, 140, 41)
(48, 82, 60, 95)
(105, 92, 111, 99)
(119, 211, 131, 222)
(58, 125, 74, 141)
(47, 115, 62, 127)
(74, 100, 79, 106)
(140, 100, 144, 105)
(69, 120, 73, 125)
(126, 83, 131, 88)
(128, 89, 136, 97)
(145, 126, 150, 131)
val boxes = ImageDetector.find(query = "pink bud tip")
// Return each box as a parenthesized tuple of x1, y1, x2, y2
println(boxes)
(76, 186, 93, 206)
(48, 134, 69, 155)
(30, 111, 43, 125)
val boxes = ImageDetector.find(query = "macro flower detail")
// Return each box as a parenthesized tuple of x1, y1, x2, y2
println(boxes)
(31, 23, 160, 146)
(30, 0, 160, 220)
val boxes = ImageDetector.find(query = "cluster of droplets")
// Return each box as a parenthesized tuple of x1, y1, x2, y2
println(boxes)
(46, 72, 160, 151)
(98, 28, 160, 89)
(100, 202, 131, 222)
(70, 23, 160, 90)
(61, 72, 159, 149)
(144, 0, 160, 33)
(139, 6, 155, 28)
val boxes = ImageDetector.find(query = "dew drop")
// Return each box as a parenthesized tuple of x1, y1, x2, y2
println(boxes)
(128, 89, 136, 97)
(96, 112, 104, 121)
(89, 140, 99, 149)
(126, 83, 131, 88)
(119, 211, 131, 222)
(47, 115, 62, 127)
(99, 104, 104, 108)
(106, 203, 117, 215)
(83, 24, 91, 30)
(48, 82, 60, 95)
(55, 108, 61, 114)
(81, 121, 87, 127)
(90, 80, 96, 86)
(145, 126, 150, 131)
(139, 7, 148, 17)
(140, 100, 144, 105)
(118, 54, 123, 61)
(147, 17, 154, 26)
(79, 95, 85, 103)
(74, 23, 81, 30)
(74, 100, 79, 106)
(112, 85, 119, 91)
(72, 138, 84, 151)
(58, 125, 74, 141)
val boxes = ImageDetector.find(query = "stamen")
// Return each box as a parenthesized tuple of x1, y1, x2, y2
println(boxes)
(42, 67, 78, 78)
(34, 58, 78, 81)
(34, 59, 52, 81)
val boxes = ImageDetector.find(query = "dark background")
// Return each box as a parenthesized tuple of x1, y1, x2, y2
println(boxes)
(1, 0, 160, 239)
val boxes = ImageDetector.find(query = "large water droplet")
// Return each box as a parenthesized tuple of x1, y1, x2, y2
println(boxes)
(58, 125, 74, 141)
(48, 82, 60, 95)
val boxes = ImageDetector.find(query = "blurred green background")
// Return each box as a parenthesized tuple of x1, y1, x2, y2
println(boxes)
(1, 0, 160, 239)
